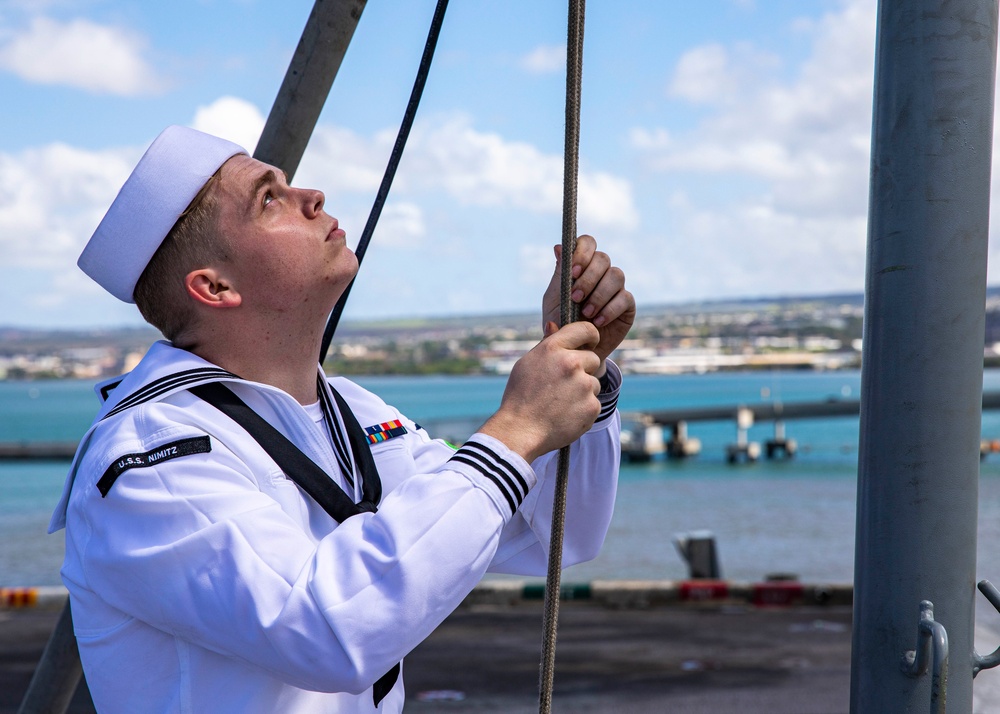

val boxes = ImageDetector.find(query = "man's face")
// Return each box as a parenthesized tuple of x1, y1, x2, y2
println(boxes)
(210, 154, 359, 317)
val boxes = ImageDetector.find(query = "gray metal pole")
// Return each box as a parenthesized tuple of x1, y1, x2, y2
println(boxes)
(851, 1, 998, 712)
(254, 0, 367, 180)
(17, 601, 82, 714)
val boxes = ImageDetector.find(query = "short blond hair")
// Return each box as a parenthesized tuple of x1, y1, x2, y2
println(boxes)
(133, 170, 227, 342)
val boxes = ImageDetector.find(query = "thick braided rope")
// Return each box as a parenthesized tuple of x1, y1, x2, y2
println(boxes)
(538, 1, 585, 711)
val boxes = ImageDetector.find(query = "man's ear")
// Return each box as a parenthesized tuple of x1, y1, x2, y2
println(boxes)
(185, 268, 242, 308)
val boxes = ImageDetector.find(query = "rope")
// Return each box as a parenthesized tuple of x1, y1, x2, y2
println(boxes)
(538, 1, 586, 711)
(320, 0, 451, 362)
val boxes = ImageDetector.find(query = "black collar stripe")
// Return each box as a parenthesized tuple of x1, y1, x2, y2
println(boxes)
(449, 447, 524, 503)
(317, 378, 354, 489)
(461, 441, 529, 495)
(99, 379, 123, 402)
(103, 368, 237, 420)
(110, 367, 234, 409)
(317, 380, 350, 467)
(316, 381, 350, 471)
(327, 385, 383, 508)
(448, 454, 517, 514)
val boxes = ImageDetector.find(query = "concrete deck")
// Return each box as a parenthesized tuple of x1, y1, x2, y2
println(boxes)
(2, 597, 853, 713)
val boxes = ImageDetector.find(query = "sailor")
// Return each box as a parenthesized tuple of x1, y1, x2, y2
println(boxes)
(49, 125, 635, 713)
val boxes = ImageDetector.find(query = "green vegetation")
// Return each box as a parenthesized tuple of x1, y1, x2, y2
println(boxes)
(323, 357, 482, 376)
(7, 289, 1000, 378)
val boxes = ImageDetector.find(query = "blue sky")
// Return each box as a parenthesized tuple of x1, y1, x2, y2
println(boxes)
(1, 0, 978, 330)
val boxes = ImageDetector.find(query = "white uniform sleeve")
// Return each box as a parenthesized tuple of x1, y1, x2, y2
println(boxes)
(402, 360, 622, 575)
(68, 416, 535, 695)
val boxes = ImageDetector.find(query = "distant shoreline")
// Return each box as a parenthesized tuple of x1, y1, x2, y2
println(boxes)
(5, 288, 1000, 380)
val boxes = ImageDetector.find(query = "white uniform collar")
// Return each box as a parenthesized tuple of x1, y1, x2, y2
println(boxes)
(50, 341, 328, 532)
(92, 341, 238, 419)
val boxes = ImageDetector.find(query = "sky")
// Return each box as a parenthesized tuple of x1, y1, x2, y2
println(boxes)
(0, 0, 991, 329)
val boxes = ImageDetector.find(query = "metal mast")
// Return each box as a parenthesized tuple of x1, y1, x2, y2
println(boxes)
(254, 0, 367, 180)
(851, 1, 998, 712)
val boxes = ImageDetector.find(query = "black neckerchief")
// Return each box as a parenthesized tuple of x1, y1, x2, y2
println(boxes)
(189, 380, 399, 704)
(191, 381, 381, 518)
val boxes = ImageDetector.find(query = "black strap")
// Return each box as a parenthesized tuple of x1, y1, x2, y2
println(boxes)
(373, 661, 401, 706)
(190, 382, 378, 520)
(328, 385, 382, 508)
(189, 381, 400, 704)
(320, 0, 452, 362)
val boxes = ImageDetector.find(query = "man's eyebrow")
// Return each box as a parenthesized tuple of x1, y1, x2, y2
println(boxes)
(246, 168, 289, 214)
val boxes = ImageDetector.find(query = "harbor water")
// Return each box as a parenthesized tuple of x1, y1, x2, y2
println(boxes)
(6, 370, 1000, 591)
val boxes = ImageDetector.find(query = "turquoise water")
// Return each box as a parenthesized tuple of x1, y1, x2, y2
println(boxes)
(5, 371, 1000, 587)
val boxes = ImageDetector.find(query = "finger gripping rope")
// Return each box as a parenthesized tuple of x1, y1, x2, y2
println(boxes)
(538, 1, 586, 712)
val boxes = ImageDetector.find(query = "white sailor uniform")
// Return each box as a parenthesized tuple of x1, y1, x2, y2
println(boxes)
(49, 340, 621, 713)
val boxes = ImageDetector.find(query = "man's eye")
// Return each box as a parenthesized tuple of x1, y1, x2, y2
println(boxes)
(263, 191, 275, 207)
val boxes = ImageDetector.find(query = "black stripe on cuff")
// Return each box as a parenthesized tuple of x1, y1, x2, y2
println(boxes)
(451, 448, 524, 504)
(595, 393, 619, 423)
(461, 440, 529, 496)
(449, 453, 518, 515)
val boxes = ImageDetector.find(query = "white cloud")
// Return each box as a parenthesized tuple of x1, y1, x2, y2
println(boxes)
(0, 97, 267, 278)
(298, 113, 639, 232)
(520, 44, 566, 75)
(0, 16, 165, 95)
(0, 106, 266, 323)
(0, 142, 136, 271)
(625, 0, 1000, 304)
(669, 42, 781, 106)
(626, 201, 869, 305)
(0, 139, 144, 325)
(577, 173, 639, 228)
(629, 127, 671, 151)
(402, 116, 639, 231)
(648, 0, 876, 220)
(296, 124, 389, 194)
(191, 96, 267, 154)
(372, 202, 426, 248)
(519, 242, 557, 288)
(620, 0, 878, 306)
(0, 98, 637, 325)
(669, 44, 731, 104)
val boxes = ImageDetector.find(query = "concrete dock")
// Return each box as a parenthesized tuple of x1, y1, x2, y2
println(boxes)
(405, 600, 852, 713)
(2, 587, 854, 714)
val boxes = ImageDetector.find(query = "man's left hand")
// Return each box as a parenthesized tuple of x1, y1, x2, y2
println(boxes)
(542, 235, 635, 376)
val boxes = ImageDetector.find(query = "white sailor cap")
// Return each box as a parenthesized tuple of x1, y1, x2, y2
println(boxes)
(78, 125, 247, 303)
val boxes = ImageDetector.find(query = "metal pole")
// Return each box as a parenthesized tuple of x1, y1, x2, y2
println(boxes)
(254, 0, 367, 180)
(851, 1, 997, 712)
(17, 601, 82, 714)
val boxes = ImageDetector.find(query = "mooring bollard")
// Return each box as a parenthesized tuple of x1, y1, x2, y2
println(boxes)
(673, 530, 721, 580)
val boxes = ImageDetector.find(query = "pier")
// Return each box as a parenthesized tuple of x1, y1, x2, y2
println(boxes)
(7, 391, 1000, 464)
(0, 442, 78, 461)
(619, 390, 1000, 462)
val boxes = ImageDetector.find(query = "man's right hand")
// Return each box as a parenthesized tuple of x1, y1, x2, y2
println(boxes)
(479, 321, 603, 464)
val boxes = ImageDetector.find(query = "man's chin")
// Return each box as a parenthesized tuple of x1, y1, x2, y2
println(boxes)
(324, 274, 354, 305)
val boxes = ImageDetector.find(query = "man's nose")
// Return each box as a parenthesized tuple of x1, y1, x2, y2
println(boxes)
(299, 187, 325, 217)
